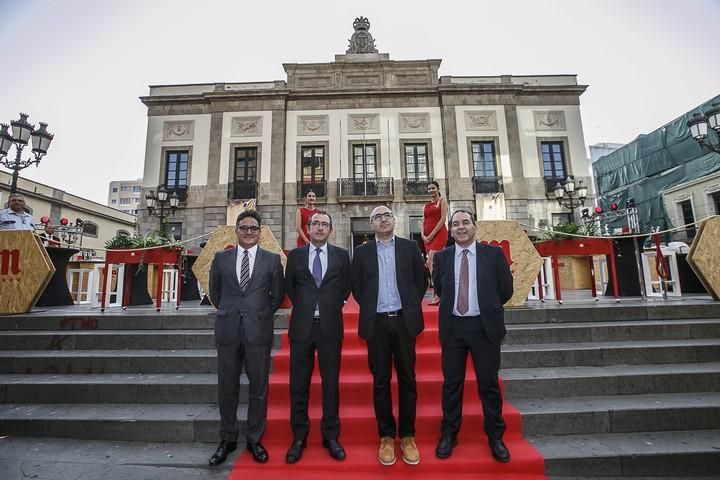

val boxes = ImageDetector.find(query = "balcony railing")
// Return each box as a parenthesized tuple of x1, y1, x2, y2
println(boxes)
(403, 178, 431, 196)
(297, 181, 326, 199)
(544, 176, 565, 193)
(227, 180, 258, 200)
(472, 176, 503, 194)
(337, 177, 394, 198)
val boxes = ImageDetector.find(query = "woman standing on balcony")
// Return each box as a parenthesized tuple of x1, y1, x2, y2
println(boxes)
(296, 190, 318, 247)
(422, 180, 448, 305)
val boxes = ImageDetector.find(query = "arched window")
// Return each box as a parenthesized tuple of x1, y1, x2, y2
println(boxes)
(116, 229, 131, 237)
(83, 221, 98, 238)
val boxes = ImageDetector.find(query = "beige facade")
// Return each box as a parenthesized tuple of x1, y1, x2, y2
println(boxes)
(139, 22, 591, 252)
(663, 172, 720, 243)
(1, 171, 136, 256)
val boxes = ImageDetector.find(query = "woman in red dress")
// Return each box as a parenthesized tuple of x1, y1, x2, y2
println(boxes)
(296, 190, 318, 247)
(422, 180, 448, 305)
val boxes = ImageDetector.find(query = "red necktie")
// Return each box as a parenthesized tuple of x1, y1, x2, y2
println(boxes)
(457, 249, 469, 315)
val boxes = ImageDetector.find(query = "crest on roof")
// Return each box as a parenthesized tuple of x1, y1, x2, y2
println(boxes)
(346, 16, 378, 54)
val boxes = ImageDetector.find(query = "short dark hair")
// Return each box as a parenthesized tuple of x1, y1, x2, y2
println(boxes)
(236, 210, 262, 227)
(429, 180, 441, 196)
(450, 209, 475, 224)
(308, 210, 332, 228)
(305, 189, 315, 197)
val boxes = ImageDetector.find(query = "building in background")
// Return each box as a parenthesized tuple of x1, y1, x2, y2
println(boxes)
(107, 179, 143, 215)
(1, 170, 136, 257)
(593, 94, 720, 243)
(139, 17, 592, 250)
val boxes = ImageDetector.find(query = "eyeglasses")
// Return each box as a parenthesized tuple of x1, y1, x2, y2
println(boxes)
(236, 225, 260, 233)
(310, 221, 331, 228)
(371, 212, 394, 221)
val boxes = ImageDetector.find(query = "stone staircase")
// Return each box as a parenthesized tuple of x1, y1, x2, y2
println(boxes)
(1, 301, 719, 477)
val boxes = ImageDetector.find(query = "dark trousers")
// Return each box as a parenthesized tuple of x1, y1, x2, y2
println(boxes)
(440, 314, 505, 440)
(216, 322, 272, 444)
(367, 313, 417, 438)
(289, 322, 342, 442)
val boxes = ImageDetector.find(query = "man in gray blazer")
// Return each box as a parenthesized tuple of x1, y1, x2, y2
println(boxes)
(208, 210, 285, 466)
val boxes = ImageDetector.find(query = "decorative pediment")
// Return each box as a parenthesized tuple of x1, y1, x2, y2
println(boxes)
(534, 111, 566, 131)
(348, 114, 380, 134)
(399, 113, 431, 133)
(163, 121, 194, 141)
(231, 116, 263, 137)
(464, 111, 497, 131)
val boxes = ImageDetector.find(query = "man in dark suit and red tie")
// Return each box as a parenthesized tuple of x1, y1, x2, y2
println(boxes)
(351, 205, 427, 466)
(208, 210, 285, 466)
(284, 211, 351, 464)
(432, 209, 514, 463)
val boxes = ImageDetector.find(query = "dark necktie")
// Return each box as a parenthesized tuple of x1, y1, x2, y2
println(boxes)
(240, 250, 250, 291)
(457, 249, 469, 315)
(312, 247, 323, 287)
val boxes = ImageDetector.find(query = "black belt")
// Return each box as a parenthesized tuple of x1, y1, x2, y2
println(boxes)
(377, 309, 402, 317)
(312, 315, 321, 323)
(452, 314, 481, 320)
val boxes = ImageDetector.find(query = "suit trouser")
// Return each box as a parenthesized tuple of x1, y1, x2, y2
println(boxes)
(289, 322, 342, 442)
(216, 322, 272, 444)
(367, 313, 417, 438)
(440, 314, 506, 440)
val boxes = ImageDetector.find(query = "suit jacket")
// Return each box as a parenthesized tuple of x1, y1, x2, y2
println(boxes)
(285, 243, 352, 342)
(352, 236, 427, 341)
(209, 246, 285, 346)
(432, 242, 513, 345)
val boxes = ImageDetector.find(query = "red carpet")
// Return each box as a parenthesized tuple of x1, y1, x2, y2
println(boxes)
(227, 296, 547, 480)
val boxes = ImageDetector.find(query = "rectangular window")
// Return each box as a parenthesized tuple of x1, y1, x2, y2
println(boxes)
(167, 222, 182, 241)
(165, 150, 189, 189)
(679, 199, 696, 238)
(119, 198, 131, 205)
(712, 191, 720, 215)
(301, 146, 325, 184)
(111, 199, 117, 205)
(352, 144, 376, 180)
(552, 212, 572, 226)
(132, 185, 142, 192)
(234, 147, 257, 182)
(112, 187, 118, 193)
(541, 141, 566, 181)
(471, 141, 497, 177)
(404, 143, 428, 180)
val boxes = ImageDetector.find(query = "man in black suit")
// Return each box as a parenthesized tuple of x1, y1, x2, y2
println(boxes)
(432, 209, 513, 463)
(284, 211, 351, 464)
(208, 210, 285, 466)
(351, 205, 427, 466)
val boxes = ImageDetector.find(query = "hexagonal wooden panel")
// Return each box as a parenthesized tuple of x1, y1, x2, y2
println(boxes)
(687, 216, 720, 301)
(0, 231, 55, 314)
(474, 221, 543, 307)
(192, 225, 286, 305)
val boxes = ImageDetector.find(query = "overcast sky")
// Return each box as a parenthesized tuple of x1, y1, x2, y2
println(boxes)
(2, 0, 718, 204)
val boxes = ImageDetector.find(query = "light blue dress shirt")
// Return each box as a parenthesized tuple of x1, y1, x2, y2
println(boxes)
(376, 237, 403, 313)
(453, 242, 481, 316)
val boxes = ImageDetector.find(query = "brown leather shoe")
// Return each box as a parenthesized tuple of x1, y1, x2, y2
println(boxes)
(378, 436, 395, 465)
(400, 436, 420, 465)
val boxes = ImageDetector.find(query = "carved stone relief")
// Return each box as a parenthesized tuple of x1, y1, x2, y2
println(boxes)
(231, 116, 263, 137)
(534, 111, 566, 131)
(348, 114, 380, 134)
(163, 121, 194, 141)
(464, 111, 497, 131)
(399, 113, 430, 133)
(298, 115, 329, 136)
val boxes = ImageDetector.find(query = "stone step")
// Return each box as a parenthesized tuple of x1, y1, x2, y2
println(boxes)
(502, 362, 720, 399)
(0, 373, 223, 404)
(529, 430, 720, 477)
(504, 302, 720, 324)
(512, 392, 720, 435)
(0, 330, 216, 350)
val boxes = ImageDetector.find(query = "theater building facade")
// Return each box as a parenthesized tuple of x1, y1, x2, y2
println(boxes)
(139, 18, 590, 252)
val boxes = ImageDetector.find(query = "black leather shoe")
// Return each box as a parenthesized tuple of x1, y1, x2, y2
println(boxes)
(246, 442, 269, 463)
(322, 438, 346, 461)
(285, 439, 306, 464)
(209, 440, 237, 466)
(489, 438, 510, 463)
(435, 435, 457, 459)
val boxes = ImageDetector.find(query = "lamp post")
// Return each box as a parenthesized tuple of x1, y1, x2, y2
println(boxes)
(687, 102, 720, 153)
(553, 175, 588, 221)
(0, 113, 54, 194)
(145, 185, 180, 225)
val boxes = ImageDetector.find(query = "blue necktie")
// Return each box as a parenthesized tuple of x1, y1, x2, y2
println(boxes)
(312, 247, 323, 287)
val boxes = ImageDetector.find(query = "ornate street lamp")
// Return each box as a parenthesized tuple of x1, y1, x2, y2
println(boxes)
(145, 185, 180, 224)
(0, 113, 54, 193)
(687, 102, 720, 153)
(553, 175, 588, 221)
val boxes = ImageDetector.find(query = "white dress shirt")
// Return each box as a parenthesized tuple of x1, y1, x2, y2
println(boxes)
(453, 242, 481, 316)
(235, 244, 258, 286)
